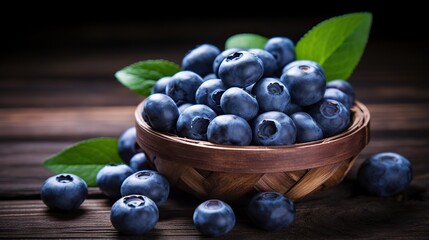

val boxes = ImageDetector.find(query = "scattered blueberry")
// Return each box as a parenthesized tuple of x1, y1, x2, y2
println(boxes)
(193, 199, 235, 237)
(218, 51, 264, 88)
(166, 71, 204, 104)
(264, 37, 295, 69)
(247, 192, 295, 231)
(283, 102, 303, 115)
(207, 114, 252, 146)
(252, 77, 290, 112)
(121, 170, 170, 207)
(290, 112, 323, 143)
(96, 164, 134, 199)
(176, 104, 217, 140)
(182, 44, 220, 77)
(195, 78, 227, 114)
(110, 195, 158, 235)
(118, 127, 141, 164)
(41, 173, 88, 211)
(129, 152, 153, 172)
(252, 111, 297, 146)
(307, 99, 350, 137)
(142, 93, 180, 133)
(248, 48, 278, 77)
(151, 76, 171, 95)
(213, 48, 242, 76)
(326, 79, 355, 103)
(358, 152, 413, 197)
(220, 87, 259, 121)
(324, 88, 353, 110)
(281, 62, 326, 106)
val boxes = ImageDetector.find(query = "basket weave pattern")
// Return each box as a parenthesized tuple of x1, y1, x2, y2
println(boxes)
(135, 101, 370, 202)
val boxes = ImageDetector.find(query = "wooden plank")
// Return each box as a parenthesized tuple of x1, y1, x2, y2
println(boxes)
(0, 190, 428, 239)
(1, 104, 428, 140)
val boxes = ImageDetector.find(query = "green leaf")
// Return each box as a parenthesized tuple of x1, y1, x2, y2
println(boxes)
(43, 138, 123, 186)
(115, 59, 181, 96)
(225, 33, 268, 50)
(296, 12, 372, 81)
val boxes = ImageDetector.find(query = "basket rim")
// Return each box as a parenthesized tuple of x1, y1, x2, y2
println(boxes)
(135, 100, 370, 173)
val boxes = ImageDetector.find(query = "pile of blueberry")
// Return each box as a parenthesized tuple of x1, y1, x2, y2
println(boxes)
(144, 37, 355, 146)
(39, 36, 413, 237)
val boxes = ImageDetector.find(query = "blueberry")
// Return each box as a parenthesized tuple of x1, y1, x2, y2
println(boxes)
(176, 104, 217, 140)
(252, 111, 296, 146)
(282, 60, 324, 76)
(118, 127, 141, 164)
(110, 195, 158, 235)
(283, 102, 303, 115)
(142, 93, 179, 133)
(324, 88, 353, 110)
(177, 103, 193, 114)
(358, 152, 413, 197)
(96, 164, 134, 199)
(326, 79, 355, 103)
(193, 199, 235, 237)
(252, 77, 290, 112)
(218, 51, 264, 88)
(248, 48, 278, 77)
(203, 73, 217, 81)
(182, 44, 220, 77)
(280, 63, 326, 106)
(264, 37, 295, 69)
(195, 78, 227, 114)
(151, 76, 171, 95)
(129, 152, 153, 172)
(207, 114, 252, 146)
(41, 173, 88, 211)
(166, 71, 204, 104)
(220, 87, 259, 121)
(307, 99, 350, 137)
(247, 192, 295, 231)
(121, 170, 170, 207)
(212, 48, 242, 76)
(290, 112, 323, 143)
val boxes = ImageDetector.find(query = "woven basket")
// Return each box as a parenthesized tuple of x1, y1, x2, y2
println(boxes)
(135, 101, 370, 203)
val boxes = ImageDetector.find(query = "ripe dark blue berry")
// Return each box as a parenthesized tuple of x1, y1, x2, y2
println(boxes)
(178, 103, 193, 114)
(207, 114, 252, 146)
(291, 112, 323, 143)
(182, 44, 220, 77)
(326, 79, 355, 103)
(324, 88, 353, 110)
(142, 93, 179, 133)
(281, 63, 326, 106)
(252, 77, 290, 112)
(151, 76, 171, 95)
(121, 170, 170, 207)
(129, 152, 153, 172)
(195, 78, 227, 114)
(264, 37, 295, 69)
(357, 152, 413, 197)
(248, 48, 278, 77)
(193, 199, 235, 237)
(110, 195, 158, 235)
(282, 60, 324, 76)
(307, 99, 350, 137)
(220, 87, 259, 121)
(166, 71, 204, 104)
(252, 111, 297, 146)
(96, 164, 134, 199)
(218, 51, 264, 88)
(213, 48, 242, 76)
(118, 127, 141, 164)
(176, 104, 217, 140)
(41, 173, 88, 211)
(247, 192, 295, 231)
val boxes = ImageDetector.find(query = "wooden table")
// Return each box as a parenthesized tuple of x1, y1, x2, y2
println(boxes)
(0, 24, 428, 239)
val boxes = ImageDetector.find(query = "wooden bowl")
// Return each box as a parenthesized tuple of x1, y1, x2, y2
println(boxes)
(135, 101, 370, 203)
